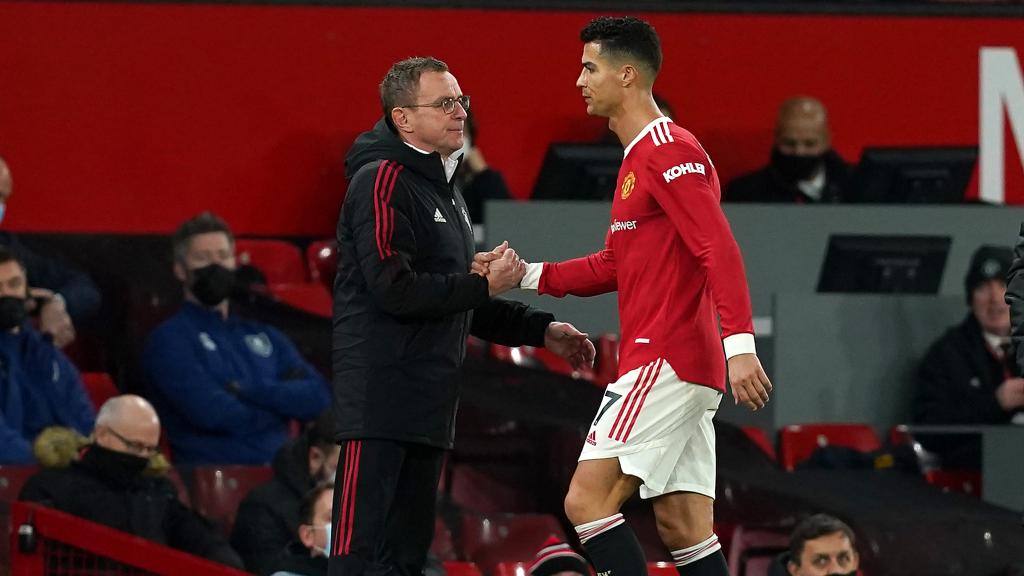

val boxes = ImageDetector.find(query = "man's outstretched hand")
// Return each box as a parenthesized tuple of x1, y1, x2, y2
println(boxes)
(544, 322, 596, 370)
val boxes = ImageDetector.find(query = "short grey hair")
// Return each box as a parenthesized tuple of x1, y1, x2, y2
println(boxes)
(96, 395, 159, 428)
(380, 57, 448, 130)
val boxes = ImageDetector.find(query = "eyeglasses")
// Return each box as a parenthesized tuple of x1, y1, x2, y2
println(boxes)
(107, 427, 160, 457)
(401, 95, 470, 115)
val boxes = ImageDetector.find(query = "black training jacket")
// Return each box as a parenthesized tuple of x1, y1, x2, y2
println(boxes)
(332, 118, 554, 449)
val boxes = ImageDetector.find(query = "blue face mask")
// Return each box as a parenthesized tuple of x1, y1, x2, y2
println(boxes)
(314, 523, 332, 557)
(0, 203, 6, 226)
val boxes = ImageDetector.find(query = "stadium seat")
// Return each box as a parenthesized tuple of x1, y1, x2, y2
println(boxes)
(80, 371, 119, 412)
(188, 465, 273, 536)
(462, 513, 566, 573)
(925, 470, 982, 497)
(306, 238, 337, 288)
(235, 239, 306, 285)
(741, 426, 776, 460)
(779, 423, 881, 471)
(268, 282, 332, 317)
(444, 561, 484, 576)
(726, 525, 788, 576)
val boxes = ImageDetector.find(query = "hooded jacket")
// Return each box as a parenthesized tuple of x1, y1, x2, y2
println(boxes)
(333, 118, 554, 448)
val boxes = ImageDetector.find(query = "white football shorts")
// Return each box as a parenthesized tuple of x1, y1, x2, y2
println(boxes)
(579, 358, 722, 499)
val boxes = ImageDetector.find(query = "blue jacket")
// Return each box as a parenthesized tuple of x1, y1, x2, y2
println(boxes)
(143, 302, 330, 464)
(0, 325, 95, 464)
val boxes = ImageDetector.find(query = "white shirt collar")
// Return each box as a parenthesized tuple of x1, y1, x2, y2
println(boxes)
(623, 116, 671, 158)
(983, 331, 1011, 355)
(796, 167, 827, 201)
(404, 142, 460, 182)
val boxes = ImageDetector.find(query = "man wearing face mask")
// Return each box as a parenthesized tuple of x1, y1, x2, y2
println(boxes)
(0, 155, 101, 347)
(19, 395, 243, 568)
(0, 246, 95, 463)
(768, 514, 859, 576)
(143, 212, 331, 464)
(724, 97, 852, 204)
(233, 411, 340, 575)
(269, 482, 334, 576)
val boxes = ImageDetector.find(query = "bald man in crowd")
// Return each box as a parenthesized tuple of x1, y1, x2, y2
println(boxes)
(20, 395, 243, 568)
(725, 97, 852, 203)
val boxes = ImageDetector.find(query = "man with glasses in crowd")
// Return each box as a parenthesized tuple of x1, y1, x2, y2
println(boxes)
(331, 56, 595, 576)
(20, 394, 243, 568)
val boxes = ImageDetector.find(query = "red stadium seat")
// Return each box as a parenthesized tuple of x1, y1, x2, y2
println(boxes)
(462, 513, 566, 573)
(306, 238, 337, 288)
(268, 282, 332, 317)
(444, 561, 484, 576)
(925, 470, 982, 497)
(741, 426, 776, 460)
(80, 371, 119, 412)
(779, 423, 881, 471)
(726, 525, 788, 576)
(189, 465, 273, 536)
(235, 238, 306, 285)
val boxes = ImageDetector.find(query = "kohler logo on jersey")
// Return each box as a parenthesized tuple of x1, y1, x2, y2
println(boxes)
(662, 162, 706, 182)
(609, 219, 638, 233)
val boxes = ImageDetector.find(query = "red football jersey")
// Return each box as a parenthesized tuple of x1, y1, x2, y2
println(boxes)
(528, 117, 755, 393)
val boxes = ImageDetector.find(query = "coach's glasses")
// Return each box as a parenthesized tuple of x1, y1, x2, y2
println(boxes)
(106, 427, 160, 457)
(402, 95, 470, 115)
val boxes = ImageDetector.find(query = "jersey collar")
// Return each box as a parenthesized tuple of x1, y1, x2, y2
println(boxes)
(623, 116, 671, 158)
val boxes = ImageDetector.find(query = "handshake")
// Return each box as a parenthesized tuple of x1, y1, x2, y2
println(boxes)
(472, 241, 528, 297)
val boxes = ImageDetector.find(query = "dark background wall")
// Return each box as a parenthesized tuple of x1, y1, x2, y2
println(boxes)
(0, 2, 1022, 236)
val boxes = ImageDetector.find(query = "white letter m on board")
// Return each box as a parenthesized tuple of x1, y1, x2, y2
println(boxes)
(980, 47, 1024, 204)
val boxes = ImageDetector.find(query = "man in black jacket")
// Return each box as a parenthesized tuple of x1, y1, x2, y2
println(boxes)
(914, 245, 1024, 426)
(724, 98, 852, 204)
(331, 56, 594, 576)
(19, 394, 242, 568)
(232, 412, 339, 574)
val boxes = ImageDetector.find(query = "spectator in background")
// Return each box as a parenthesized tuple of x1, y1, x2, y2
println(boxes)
(269, 482, 333, 576)
(528, 537, 589, 576)
(455, 111, 511, 245)
(0, 155, 101, 347)
(914, 245, 1024, 427)
(725, 97, 852, 204)
(143, 212, 330, 464)
(232, 411, 340, 574)
(0, 246, 94, 463)
(19, 395, 243, 568)
(768, 514, 859, 576)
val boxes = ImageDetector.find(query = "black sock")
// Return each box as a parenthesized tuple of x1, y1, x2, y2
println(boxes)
(671, 535, 728, 576)
(575, 514, 647, 576)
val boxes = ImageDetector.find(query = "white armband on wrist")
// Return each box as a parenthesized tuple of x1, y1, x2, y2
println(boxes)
(520, 262, 543, 290)
(723, 333, 756, 359)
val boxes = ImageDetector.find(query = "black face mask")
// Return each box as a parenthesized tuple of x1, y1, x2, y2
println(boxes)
(826, 571, 857, 576)
(189, 264, 236, 307)
(771, 147, 826, 183)
(89, 443, 150, 477)
(0, 296, 28, 331)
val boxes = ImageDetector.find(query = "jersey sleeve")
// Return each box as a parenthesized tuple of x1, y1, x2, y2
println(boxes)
(521, 230, 617, 298)
(646, 139, 754, 352)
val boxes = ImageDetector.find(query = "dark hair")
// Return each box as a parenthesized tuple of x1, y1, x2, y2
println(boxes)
(298, 481, 334, 526)
(380, 57, 449, 130)
(789, 514, 856, 565)
(307, 410, 336, 454)
(580, 16, 662, 76)
(0, 245, 24, 270)
(170, 211, 234, 263)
